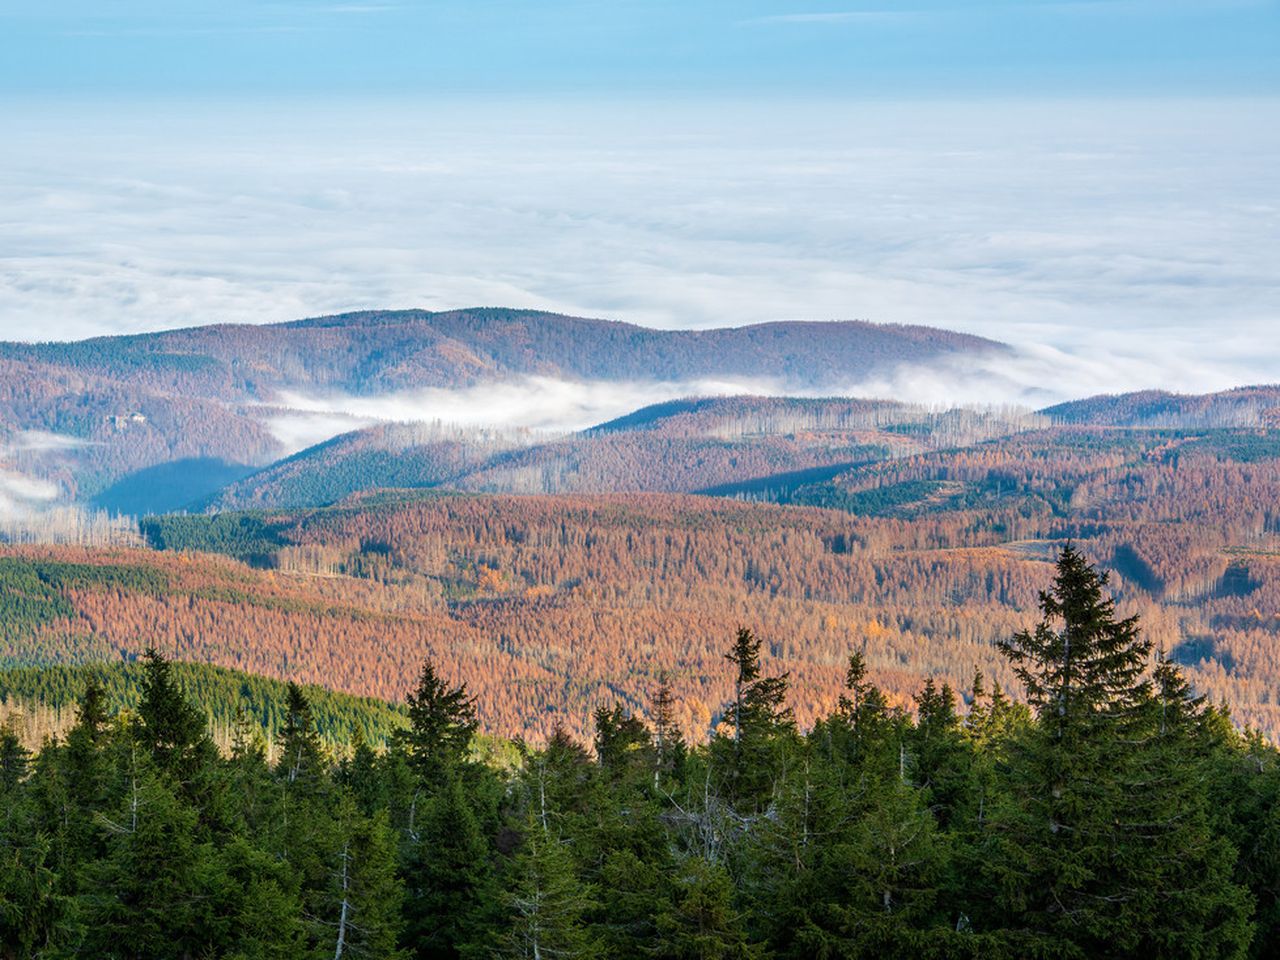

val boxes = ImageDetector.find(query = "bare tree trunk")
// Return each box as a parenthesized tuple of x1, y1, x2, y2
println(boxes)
(334, 841, 351, 960)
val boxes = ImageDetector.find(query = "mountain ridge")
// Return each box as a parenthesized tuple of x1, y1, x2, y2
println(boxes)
(0, 308, 1008, 504)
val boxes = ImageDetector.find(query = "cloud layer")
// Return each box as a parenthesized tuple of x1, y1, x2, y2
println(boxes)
(1, 97, 1277, 401)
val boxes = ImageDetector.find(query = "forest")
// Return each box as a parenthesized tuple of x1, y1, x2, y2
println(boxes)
(0, 660, 406, 757)
(4, 423, 1280, 745)
(1, 548, 1277, 959)
(0, 311, 999, 509)
(205, 397, 1046, 510)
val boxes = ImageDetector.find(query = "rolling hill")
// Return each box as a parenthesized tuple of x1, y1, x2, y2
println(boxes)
(0, 308, 1007, 506)
(0, 308, 1006, 399)
(1043, 384, 1280, 429)
(205, 396, 1048, 510)
(6, 405, 1280, 745)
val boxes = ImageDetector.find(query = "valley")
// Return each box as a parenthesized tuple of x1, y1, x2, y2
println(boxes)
(3, 312, 1279, 746)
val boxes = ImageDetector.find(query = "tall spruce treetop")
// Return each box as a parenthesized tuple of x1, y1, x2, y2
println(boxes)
(997, 545, 1151, 739)
(724, 627, 793, 745)
(0, 723, 28, 792)
(279, 681, 325, 786)
(397, 658, 478, 784)
(714, 627, 795, 810)
(651, 671, 686, 789)
(136, 647, 211, 778)
(983, 546, 1254, 956)
(76, 678, 110, 739)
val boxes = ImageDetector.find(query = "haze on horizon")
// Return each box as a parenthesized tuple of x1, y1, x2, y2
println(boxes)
(1, 1, 1277, 400)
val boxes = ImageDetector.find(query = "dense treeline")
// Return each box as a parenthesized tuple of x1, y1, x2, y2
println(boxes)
(8, 456, 1280, 742)
(2, 549, 1277, 959)
(208, 396, 1045, 510)
(0, 660, 406, 756)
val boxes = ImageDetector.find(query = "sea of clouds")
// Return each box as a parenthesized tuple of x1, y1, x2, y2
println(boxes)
(2, 96, 1276, 391)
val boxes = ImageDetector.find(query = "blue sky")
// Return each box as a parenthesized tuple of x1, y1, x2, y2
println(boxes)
(1, 1, 1277, 97)
(0, 2, 1277, 404)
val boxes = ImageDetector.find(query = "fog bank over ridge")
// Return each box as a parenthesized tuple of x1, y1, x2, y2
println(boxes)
(261, 343, 1265, 453)
(3, 97, 1276, 395)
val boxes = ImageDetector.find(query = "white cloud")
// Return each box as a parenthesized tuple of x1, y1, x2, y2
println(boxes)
(0, 97, 1276, 397)
(261, 341, 1258, 452)
(267, 375, 789, 447)
(12, 430, 97, 453)
(0, 468, 59, 520)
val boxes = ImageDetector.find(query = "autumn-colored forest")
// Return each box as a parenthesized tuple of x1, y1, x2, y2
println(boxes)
(3, 420, 1279, 743)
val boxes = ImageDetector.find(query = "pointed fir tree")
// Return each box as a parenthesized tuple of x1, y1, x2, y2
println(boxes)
(830, 650, 895, 778)
(593, 703, 653, 786)
(278, 681, 326, 789)
(712, 628, 796, 810)
(908, 678, 970, 828)
(135, 647, 214, 783)
(987, 546, 1250, 956)
(493, 808, 601, 960)
(651, 671, 687, 790)
(396, 658, 478, 788)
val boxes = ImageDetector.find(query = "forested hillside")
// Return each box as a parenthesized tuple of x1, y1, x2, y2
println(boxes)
(2, 552, 1277, 958)
(1044, 385, 1280, 428)
(6, 413, 1280, 743)
(0, 659, 405, 755)
(0, 310, 1005, 506)
(208, 397, 1045, 509)
(0, 309, 1003, 398)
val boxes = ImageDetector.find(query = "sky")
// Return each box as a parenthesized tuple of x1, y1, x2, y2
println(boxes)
(0, 1, 1278, 399)
(2, 1, 1277, 97)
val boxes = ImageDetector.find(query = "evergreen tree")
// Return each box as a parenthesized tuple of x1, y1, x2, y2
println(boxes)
(494, 809, 601, 960)
(652, 671, 688, 790)
(987, 547, 1249, 957)
(996, 545, 1151, 743)
(908, 678, 970, 828)
(1122, 653, 1254, 958)
(63, 677, 113, 820)
(654, 858, 760, 960)
(828, 650, 896, 779)
(397, 658, 477, 787)
(136, 647, 214, 782)
(202, 835, 307, 960)
(0, 834, 71, 959)
(401, 771, 491, 960)
(594, 703, 653, 785)
(319, 793, 406, 960)
(79, 753, 212, 959)
(712, 627, 796, 810)
(278, 681, 326, 788)
(0, 721, 29, 791)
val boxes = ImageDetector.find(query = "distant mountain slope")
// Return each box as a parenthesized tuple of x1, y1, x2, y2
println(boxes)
(0, 308, 1006, 398)
(8, 410, 1280, 744)
(1042, 385, 1280, 429)
(139, 427, 1280, 744)
(0, 308, 1007, 507)
(206, 396, 1046, 509)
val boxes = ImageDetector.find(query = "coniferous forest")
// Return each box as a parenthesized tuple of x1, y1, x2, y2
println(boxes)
(2, 548, 1278, 959)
